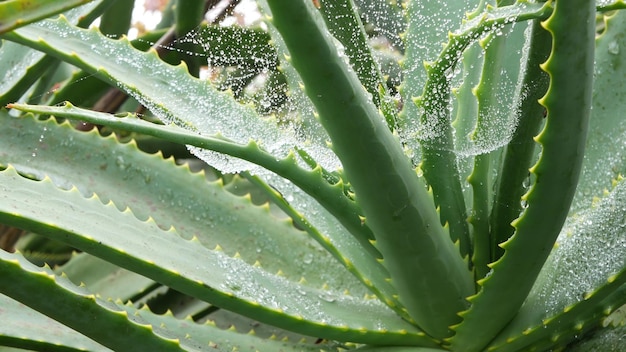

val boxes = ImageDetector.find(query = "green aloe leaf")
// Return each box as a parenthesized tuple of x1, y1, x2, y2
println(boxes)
(486, 176, 626, 351)
(115, 304, 336, 352)
(0, 250, 184, 352)
(488, 19, 552, 264)
(450, 1, 597, 350)
(0, 0, 96, 34)
(265, 0, 474, 339)
(2, 107, 387, 300)
(1, 15, 338, 175)
(0, 294, 110, 352)
(56, 253, 156, 302)
(6, 102, 407, 318)
(0, 110, 363, 295)
(572, 10, 626, 213)
(0, 166, 431, 346)
(1, 250, 336, 352)
(0, 0, 106, 106)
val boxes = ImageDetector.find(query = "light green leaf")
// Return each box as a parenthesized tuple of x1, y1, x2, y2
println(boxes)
(0, 107, 375, 298)
(1, 15, 339, 175)
(56, 253, 156, 302)
(486, 177, 626, 351)
(0, 0, 96, 34)
(450, 1, 597, 350)
(0, 0, 106, 106)
(0, 294, 111, 352)
(0, 165, 431, 346)
(0, 250, 185, 352)
(572, 10, 626, 213)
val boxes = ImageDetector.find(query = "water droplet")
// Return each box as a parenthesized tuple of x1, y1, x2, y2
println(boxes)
(608, 41, 619, 55)
(116, 156, 127, 170)
(302, 253, 313, 264)
(522, 173, 531, 189)
(318, 292, 336, 303)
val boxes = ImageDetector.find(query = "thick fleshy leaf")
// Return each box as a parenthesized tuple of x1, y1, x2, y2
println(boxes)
(0, 108, 381, 299)
(450, 1, 596, 350)
(266, 0, 474, 339)
(0, 166, 432, 346)
(0, 250, 184, 352)
(56, 253, 156, 302)
(0, 294, 110, 352)
(0, 0, 105, 106)
(1, 15, 339, 174)
(1, 250, 338, 352)
(0, 0, 96, 34)
(572, 10, 626, 213)
(486, 177, 626, 351)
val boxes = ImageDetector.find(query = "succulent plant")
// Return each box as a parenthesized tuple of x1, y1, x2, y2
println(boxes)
(0, 0, 625, 351)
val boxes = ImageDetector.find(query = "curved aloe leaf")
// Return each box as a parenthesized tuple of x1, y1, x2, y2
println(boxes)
(0, 111, 364, 294)
(488, 19, 552, 264)
(0, 166, 432, 346)
(0, 294, 110, 352)
(0, 250, 184, 352)
(266, 0, 474, 339)
(0, 0, 106, 106)
(57, 253, 156, 301)
(486, 177, 626, 351)
(1, 15, 339, 174)
(450, 1, 597, 350)
(2, 107, 392, 303)
(6, 102, 409, 319)
(0, 0, 96, 34)
(116, 304, 337, 352)
(1, 250, 335, 352)
(572, 10, 626, 213)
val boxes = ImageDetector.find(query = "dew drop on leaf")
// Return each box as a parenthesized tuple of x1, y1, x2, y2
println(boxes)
(608, 40, 620, 55)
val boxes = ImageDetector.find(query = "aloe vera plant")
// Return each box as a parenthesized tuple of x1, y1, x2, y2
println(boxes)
(1, 0, 625, 350)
